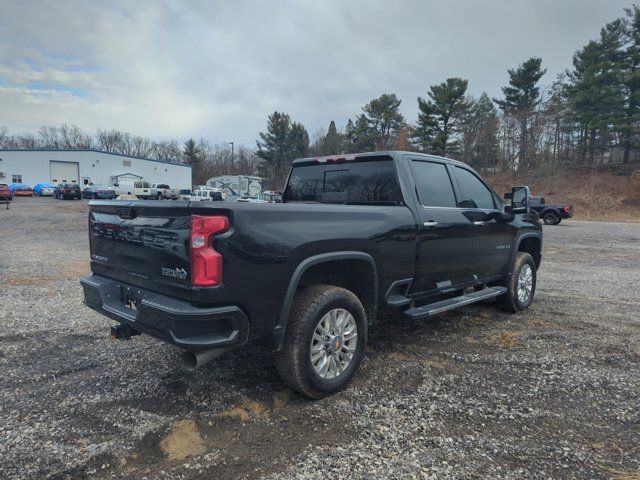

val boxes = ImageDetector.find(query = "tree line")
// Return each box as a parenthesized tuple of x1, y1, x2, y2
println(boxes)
(255, 5, 640, 183)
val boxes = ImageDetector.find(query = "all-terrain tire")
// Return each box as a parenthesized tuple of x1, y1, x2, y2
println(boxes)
(273, 285, 367, 399)
(498, 252, 537, 313)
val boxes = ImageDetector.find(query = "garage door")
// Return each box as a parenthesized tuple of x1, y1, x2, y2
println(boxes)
(50, 161, 79, 184)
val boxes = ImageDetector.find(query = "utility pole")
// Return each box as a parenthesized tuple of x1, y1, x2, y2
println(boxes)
(229, 142, 234, 163)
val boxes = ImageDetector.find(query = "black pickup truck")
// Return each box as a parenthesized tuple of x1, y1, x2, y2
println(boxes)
(531, 196, 573, 225)
(81, 151, 542, 398)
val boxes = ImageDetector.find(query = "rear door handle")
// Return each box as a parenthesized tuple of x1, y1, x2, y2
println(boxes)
(423, 221, 438, 228)
(473, 221, 486, 226)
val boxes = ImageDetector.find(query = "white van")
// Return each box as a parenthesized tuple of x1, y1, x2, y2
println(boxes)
(113, 181, 154, 199)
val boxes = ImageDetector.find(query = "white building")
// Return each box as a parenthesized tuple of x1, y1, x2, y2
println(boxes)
(0, 149, 192, 189)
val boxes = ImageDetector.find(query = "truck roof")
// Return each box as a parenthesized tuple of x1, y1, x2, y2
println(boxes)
(292, 150, 468, 167)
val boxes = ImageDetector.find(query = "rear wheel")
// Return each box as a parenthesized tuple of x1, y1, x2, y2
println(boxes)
(498, 252, 536, 312)
(273, 285, 367, 399)
(543, 212, 559, 225)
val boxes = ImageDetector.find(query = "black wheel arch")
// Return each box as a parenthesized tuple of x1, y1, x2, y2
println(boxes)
(541, 208, 560, 218)
(509, 233, 542, 273)
(266, 251, 378, 351)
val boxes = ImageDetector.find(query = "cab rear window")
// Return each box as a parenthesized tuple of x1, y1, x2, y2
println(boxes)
(283, 158, 403, 205)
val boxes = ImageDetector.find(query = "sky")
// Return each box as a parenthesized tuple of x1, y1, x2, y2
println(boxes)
(0, 0, 634, 146)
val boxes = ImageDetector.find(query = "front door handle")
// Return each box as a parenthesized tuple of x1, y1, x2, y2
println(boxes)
(423, 221, 438, 228)
(473, 221, 486, 226)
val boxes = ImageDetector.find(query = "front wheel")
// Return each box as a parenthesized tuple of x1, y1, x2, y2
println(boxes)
(498, 252, 537, 312)
(273, 285, 367, 399)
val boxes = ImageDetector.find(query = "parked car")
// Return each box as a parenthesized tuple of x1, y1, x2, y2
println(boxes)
(530, 196, 573, 225)
(55, 183, 82, 200)
(0, 183, 13, 202)
(83, 184, 116, 199)
(33, 182, 56, 196)
(81, 151, 542, 398)
(149, 183, 179, 200)
(9, 183, 33, 196)
(178, 189, 192, 200)
(190, 188, 224, 202)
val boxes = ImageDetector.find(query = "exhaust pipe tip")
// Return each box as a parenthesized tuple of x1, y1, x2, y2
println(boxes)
(181, 350, 199, 371)
(181, 347, 231, 371)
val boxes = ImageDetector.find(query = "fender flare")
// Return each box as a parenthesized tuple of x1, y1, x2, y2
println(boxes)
(508, 232, 543, 274)
(540, 208, 560, 218)
(266, 251, 378, 351)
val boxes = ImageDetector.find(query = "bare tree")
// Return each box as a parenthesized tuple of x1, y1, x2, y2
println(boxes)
(96, 128, 123, 152)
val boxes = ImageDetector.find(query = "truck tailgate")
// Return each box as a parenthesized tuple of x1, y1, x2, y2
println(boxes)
(89, 202, 194, 299)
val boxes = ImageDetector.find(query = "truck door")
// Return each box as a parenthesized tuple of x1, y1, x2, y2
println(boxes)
(450, 166, 513, 280)
(408, 158, 475, 293)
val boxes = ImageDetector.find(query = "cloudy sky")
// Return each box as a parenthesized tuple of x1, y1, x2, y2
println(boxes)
(0, 0, 633, 146)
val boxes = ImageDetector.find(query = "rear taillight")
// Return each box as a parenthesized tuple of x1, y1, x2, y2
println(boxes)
(190, 215, 229, 287)
(563, 205, 571, 213)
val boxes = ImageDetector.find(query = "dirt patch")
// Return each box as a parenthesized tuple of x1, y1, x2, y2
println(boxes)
(467, 331, 522, 348)
(527, 318, 556, 328)
(598, 467, 640, 480)
(159, 420, 206, 461)
(214, 398, 269, 422)
(386, 352, 412, 362)
(214, 391, 295, 422)
(485, 332, 522, 348)
(272, 389, 294, 410)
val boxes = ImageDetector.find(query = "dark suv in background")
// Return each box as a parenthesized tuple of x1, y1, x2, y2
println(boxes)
(55, 183, 82, 200)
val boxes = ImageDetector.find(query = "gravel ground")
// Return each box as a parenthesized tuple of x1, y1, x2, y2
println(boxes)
(0, 196, 639, 480)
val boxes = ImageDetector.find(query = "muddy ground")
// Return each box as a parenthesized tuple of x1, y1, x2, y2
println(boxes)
(0, 197, 638, 479)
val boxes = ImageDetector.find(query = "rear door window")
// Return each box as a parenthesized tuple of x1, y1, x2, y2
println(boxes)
(453, 167, 495, 210)
(410, 160, 457, 208)
(284, 158, 403, 205)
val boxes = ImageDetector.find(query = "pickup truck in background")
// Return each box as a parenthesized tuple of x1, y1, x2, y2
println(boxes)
(150, 183, 180, 200)
(530, 196, 573, 225)
(81, 151, 542, 398)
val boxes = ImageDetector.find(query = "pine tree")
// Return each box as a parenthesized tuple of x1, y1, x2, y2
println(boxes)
(415, 77, 470, 156)
(464, 93, 500, 169)
(361, 93, 404, 150)
(495, 57, 547, 169)
(256, 112, 309, 183)
(183, 138, 202, 184)
(566, 21, 626, 164)
(323, 120, 342, 155)
(344, 115, 375, 153)
(622, 5, 640, 163)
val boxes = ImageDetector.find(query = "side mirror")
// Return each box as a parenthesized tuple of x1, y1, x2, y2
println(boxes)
(507, 186, 530, 214)
(113, 183, 119, 187)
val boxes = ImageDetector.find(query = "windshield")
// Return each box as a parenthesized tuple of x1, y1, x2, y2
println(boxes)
(283, 158, 403, 205)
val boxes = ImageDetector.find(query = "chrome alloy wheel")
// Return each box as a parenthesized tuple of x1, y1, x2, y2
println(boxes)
(310, 308, 358, 379)
(517, 264, 533, 303)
